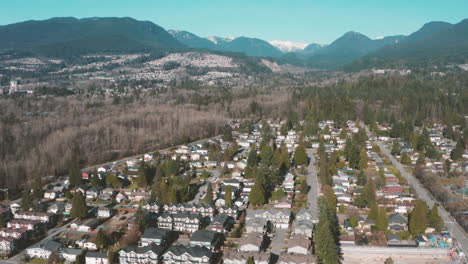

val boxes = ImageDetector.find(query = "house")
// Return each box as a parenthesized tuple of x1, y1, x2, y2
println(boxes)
(14, 211, 54, 223)
(157, 213, 173, 230)
(172, 212, 201, 233)
(388, 213, 408, 232)
(97, 207, 113, 218)
(7, 219, 42, 231)
(189, 230, 223, 250)
(139, 227, 171, 247)
(217, 206, 238, 219)
(246, 209, 291, 229)
(223, 250, 270, 264)
(47, 202, 65, 214)
(292, 220, 314, 238)
(296, 208, 312, 221)
(0, 228, 28, 240)
(162, 245, 212, 264)
(119, 244, 164, 264)
(100, 188, 115, 201)
(143, 202, 161, 214)
(116, 191, 129, 203)
(86, 187, 103, 200)
(26, 239, 61, 259)
(44, 190, 59, 200)
(71, 219, 100, 232)
(0, 237, 18, 257)
(85, 251, 109, 264)
(60, 248, 83, 262)
(207, 214, 233, 234)
(286, 234, 310, 255)
(239, 233, 264, 252)
(245, 218, 267, 234)
(277, 253, 316, 264)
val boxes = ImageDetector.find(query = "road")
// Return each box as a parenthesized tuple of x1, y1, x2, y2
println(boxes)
(374, 138, 468, 256)
(306, 149, 320, 223)
(189, 169, 220, 204)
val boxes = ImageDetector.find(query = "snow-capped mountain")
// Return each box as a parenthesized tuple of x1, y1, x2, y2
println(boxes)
(269, 40, 308, 53)
(206, 36, 235, 45)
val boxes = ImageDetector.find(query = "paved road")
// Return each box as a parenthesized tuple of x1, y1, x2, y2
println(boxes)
(306, 149, 320, 223)
(189, 169, 220, 204)
(374, 137, 468, 256)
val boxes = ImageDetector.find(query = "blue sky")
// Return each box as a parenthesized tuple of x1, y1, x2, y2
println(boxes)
(1, 0, 467, 44)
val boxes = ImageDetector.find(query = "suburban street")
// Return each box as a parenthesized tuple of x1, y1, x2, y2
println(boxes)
(189, 169, 220, 204)
(374, 138, 468, 256)
(306, 149, 320, 223)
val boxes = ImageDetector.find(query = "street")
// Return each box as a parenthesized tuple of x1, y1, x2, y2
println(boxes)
(189, 169, 220, 204)
(374, 138, 468, 256)
(306, 149, 320, 223)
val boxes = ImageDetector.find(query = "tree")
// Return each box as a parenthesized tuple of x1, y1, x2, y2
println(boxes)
(246, 256, 255, 264)
(315, 221, 340, 264)
(247, 145, 258, 167)
(75, 252, 86, 264)
(325, 188, 337, 210)
(249, 182, 266, 206)
(293, 144, 308, 167)
(105, 174, 121, 188)
(384, 257, 394, 264)
(400, 153, 411, 165)
(134, 207, 148, 232)
(222, 124, 233, 142)
(300, 179, 309, 194)
(409, 200, 428, 235)
(375, 207, 388, 231)
(20, 190, 33, 211)
(356, 170, 367, 186)
(428, 204, 444, 232)
(451, 139, 465, 161)
(358, 146, 368, 170)
(203, 184, 213, 205)
(69, 165, 82, 187)
(367, 202, 378, 220)
(391, 140, 401, 156)
(225, 185, 233, 206)
(71, 191, 87, 219)
(95, 229, 109, 250)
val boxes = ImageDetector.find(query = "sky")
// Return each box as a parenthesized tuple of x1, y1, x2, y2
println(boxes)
(1, 0, 467, 44)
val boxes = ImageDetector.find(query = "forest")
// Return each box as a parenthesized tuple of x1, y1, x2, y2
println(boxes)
(0, 72, 466, 188)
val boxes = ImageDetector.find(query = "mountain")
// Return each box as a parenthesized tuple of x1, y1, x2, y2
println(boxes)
(0, 17, 184, 57)
(269, 40, 307, 53)
(170, 30, 283, 58)
(216, 37, 283, 57)
(301, 43, 324, 55)
(348, 19, 468, 70)
(305, 31, 407, 69)
(168, 30, 215, 49)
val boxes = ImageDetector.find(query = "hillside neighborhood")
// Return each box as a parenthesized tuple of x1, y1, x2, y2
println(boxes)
(0, 118, 466, 264)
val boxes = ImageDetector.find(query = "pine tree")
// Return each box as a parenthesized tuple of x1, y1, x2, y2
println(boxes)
(451, 139, 465, 161)
(225, 185, 233, 206)
(361, 177, 376, 207)
(367, 202, 378, 220)
(401, 153, 411, 165)
(375, 207, 388, 231)
(71, 192, 87, 219)
(246, 256, 255, 264)
(356, 170, 367, 186)
(203, 184, 213, 205)
(358, 146, 368, 170)
(428, 204, 444, 232)
(316, 221, 340, 264)
(95, 229, 109, 250)
(325, 187, 337, 210)
(409, 200, 428, 235)
(247, 145, 258, 167)
(249, 182, 266, 206)
(293, 144, 308, 167)
(391, 140, 401, 156)
(222, 124, 233, 142)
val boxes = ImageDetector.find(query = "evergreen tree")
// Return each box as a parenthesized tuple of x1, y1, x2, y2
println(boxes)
(20, 190, 33, 211)
(260, 145, 274, 167)
(246, 256, 255, 264)
(361, 177, 376, 208)
(134, 207, 148, 232)
(409, 200, 428, 235)
(203, 184, 213, 205)
(247, 145, 258, 167)
(249, 182, 266, 206)
(367, 202, 378, 220)
(222, 124, 233, 142)
(95, 229, 109, 250)
(71, 192, 87, 219)
(428, 204, 444, 232)
(69, 165, 82, 186)
(325, 187, 337, 210)
(316, 220, 340, 264)
(401, 153, 412, 165)
(391, 140, 401, 156)
(358, 146, 368, 170)
(375, 207, 388, 231)
(293, 144, 308, 166)
(451, 139, 465, 161)
(225, 185, 233, 206)
(356, 170, 367, 186)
